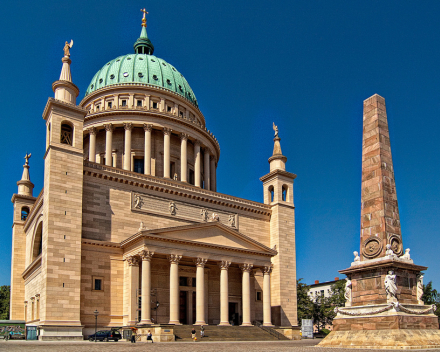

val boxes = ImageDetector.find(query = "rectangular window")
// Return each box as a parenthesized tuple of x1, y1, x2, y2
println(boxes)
(134, 158, 144, 174)
(96, 105, 100, 111)
(179, 111, 184, 117)
(121, 100, 127, 107)
(137, 100, 142, 107)
(152, 102, 158, 109)
(108, 102, 112, 108)
(93, 276, 104, 291)
(167, 106, 172, 112)
(179, 277, 188, 287)
(256, 291, 262, 301)
(189, 169, 195, 185)
(170, 161, 176, 179)
(320, 290, 324, 296)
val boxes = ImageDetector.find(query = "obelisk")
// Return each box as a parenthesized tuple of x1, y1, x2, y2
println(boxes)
(319, 94, 440, 349)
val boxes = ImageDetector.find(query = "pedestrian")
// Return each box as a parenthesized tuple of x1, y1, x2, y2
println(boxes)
(191, 327, 196, 341)
(200, 325, 205, 338)
(130, 327, 137, 343)
(147, 330, 153, 343)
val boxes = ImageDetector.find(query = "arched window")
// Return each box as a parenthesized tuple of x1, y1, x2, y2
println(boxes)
(21, 207, 30, 221)
(32, 222, 43, 261)
(282, 185, 288, 202)
(61, 123, 73, 145)
(268, 185, 274, 203)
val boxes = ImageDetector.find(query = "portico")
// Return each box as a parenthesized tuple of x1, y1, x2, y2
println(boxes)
(120, 222, 276, 327)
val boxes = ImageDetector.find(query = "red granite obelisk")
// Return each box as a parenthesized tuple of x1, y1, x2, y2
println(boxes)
(319, 94, 440, 349)
(360, 95, 402, 260)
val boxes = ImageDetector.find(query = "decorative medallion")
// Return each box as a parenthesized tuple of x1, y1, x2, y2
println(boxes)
(388, 234, 403, 256)
(362, 235, 383, 259)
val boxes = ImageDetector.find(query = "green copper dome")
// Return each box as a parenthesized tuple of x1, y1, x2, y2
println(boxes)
(84, 25, 198, 107)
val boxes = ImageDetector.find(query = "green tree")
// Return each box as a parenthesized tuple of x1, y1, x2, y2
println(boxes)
(0, 285, 10, 320)
(422, 281, 440, 323)
(296, 279, 313, 326)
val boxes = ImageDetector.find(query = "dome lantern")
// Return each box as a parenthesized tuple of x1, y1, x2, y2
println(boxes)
(134, 8, 154, 55)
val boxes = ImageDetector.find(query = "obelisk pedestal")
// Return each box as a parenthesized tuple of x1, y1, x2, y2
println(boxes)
(319, 94, 440, 349)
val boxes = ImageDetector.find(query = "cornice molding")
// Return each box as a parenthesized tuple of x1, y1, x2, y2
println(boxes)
(22, 254, 41, 279)
(42, 97, 87, 121)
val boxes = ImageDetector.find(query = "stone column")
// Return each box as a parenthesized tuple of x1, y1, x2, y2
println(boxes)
(204, 148, 210, 190)
(88, 127, 97, 162)
(195, 257, 207, 325)
(219, 261, 231, 326)
(240, 264, 253, 326)
(194, 140, 201, 187)
(180, 133, 189, 182)
(123, 123, 133, 171)
(163, 128, 172, 179)
(144, 124, 152, 175)
(263, 265, 273, 326)
(210, 156, 216, 191)
(168, 254, 182, 324)
(35, 294, 40, 320)
(140, 251, 154, 325)
(127, 256, 140, 325)
(104, 124, 113, 166)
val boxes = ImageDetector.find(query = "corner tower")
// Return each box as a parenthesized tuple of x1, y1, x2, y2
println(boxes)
(260, 124, 298, 327)
(10, 155, 36, 319)
(39, 42, 87, 340)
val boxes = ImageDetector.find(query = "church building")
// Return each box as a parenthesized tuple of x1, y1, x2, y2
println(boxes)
(10, 12, 298, 340)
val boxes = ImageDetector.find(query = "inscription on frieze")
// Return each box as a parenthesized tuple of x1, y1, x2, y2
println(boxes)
(131, 192, 238, 229)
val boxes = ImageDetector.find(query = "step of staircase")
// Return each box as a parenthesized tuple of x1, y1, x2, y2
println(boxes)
(173, 325, 289, 342)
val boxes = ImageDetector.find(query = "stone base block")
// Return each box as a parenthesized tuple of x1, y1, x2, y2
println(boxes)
(318, 329, 440, 349)
(38, 325, 84, 341)
(137, 326, 175, 342)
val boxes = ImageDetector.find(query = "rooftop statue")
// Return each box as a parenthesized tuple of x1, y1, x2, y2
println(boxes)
(24, 153, 31, 165)
(63, 40, 74, 57)
(273, 122, 279, 137)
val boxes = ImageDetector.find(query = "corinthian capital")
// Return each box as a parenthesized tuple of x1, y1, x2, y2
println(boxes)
(143, 124, 153, 132)
(263, 264, 273, 274)
(219, 260, 231, 270)
(168, 254, 182, 264)
(140, 250, 154, 261)
(240, 263, 253, 273)
(163, 127, 172, 136)
(180, 133, 189, 141)
(123, 122, 133, 131)
(88, 127, 97, 136)
(127, 256, 140, 266)
(195, 257, 208, 267)
(104, 123, 114, 132)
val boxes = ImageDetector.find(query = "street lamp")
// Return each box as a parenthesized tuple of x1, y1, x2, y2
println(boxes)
(94, 309, 99, 342)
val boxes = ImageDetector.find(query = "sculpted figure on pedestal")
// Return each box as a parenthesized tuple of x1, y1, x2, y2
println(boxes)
(417, 274, 424, 304)
(384, 270, 398, 302)
(353, 251, 360, 262)
(385, 244, 397, 258)
(344, 278, 352, 306)
(272, 122, 279, 137)
(400, 248, 411, 260)
(169, 201, 177, 215)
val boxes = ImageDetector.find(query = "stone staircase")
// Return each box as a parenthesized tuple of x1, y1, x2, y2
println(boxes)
(173, 325, 289, 342)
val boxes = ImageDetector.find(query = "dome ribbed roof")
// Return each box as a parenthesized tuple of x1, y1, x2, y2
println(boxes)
(85, 53, 198, 107)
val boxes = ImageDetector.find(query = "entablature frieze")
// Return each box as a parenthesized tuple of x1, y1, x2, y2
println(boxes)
(83, 161, 271, 217)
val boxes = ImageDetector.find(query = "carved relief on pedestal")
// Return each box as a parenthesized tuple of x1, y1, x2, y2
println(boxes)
(228, 214, 236, 228)
(362, 235, 383, 259)
(388, 234, 403, 256)
(169, 201, 177, 215)
(200, 208, 209, 222)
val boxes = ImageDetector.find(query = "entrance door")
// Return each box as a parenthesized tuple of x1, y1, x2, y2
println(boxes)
(179, 291, 187, 324)
(229, 302, 239, 326)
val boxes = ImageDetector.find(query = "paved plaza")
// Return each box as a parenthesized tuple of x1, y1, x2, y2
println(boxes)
(1, 339, 440, 352)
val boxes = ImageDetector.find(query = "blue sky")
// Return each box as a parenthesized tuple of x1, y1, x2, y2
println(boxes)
(1, 1, 439, 290)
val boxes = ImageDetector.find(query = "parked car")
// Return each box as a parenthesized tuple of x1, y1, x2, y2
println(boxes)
(89, 330, 122, 342)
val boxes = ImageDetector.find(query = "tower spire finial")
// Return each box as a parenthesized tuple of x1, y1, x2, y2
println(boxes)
(17, 153, 34, 196)
(141, 8, 148, 28)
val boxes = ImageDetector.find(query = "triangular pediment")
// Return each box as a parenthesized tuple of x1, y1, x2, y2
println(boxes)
(122, 222, 276, 256)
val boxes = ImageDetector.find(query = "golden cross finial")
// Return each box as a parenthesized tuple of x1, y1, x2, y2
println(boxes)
(141, 8, 148, 27)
